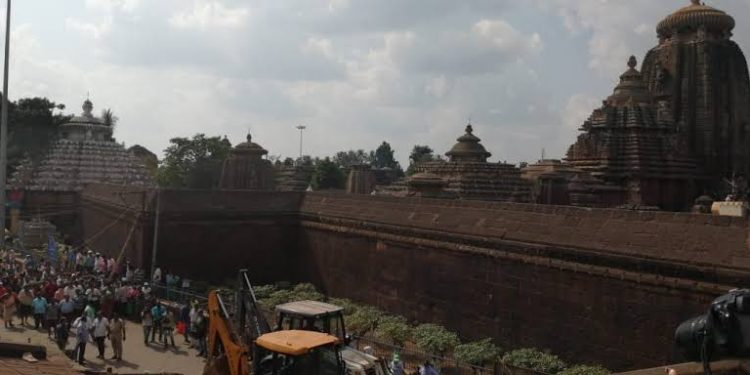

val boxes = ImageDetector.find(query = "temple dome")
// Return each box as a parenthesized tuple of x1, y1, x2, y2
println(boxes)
(657, 1, 734, 38)
(65, 99, 104, 126)
(58, 98, 112, 142)
(445, 124, 492, 163)
(233, 133, 268, 156)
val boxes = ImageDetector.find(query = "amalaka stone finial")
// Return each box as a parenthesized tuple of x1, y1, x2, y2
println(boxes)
(82, 98, 93, 116)
(690, 0, 701, 5)
(628, 56, 637, 69)
(246, 133, 252, 143)
(465, 124, 474, 134)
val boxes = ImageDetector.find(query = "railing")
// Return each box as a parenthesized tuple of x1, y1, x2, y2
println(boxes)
(150, 282, 208, 307)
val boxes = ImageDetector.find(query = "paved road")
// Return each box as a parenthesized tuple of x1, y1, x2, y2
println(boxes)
(0, 320, 205, 375)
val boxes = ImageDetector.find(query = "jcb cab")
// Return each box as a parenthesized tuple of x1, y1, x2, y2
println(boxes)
(254, 330, 346, 375)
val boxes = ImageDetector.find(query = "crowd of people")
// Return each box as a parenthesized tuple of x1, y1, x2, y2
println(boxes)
(0, 246, 210, 367)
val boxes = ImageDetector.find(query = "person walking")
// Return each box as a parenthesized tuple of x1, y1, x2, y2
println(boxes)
(2, 292, 16, 329)
(74, 316, 90, 365)
(162, 309, 176, 348)
(59, 295, 75, 323)
(55, 317, 70, 351)
(92, 312, 109, 359)
(150, 302, 165, 343)
(45, 300, 59, 338)
(17, 287, 33, 326)
(180, 303, 191, 344)
(391, 353, 404, 375)
(31, 295, 47, 330)
(141, 306, 153, 346)
(108, 313, 126, 361)
(195, 309, 208, 357)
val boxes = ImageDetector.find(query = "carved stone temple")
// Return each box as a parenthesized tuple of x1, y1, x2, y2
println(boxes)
(219, 134, 275, 190)
(383, 124, 531, 201)
(566, 56, 705, 210)
(10, 99, 156, 191)
(641, 0, 750, 185)
(552, 0, 750, 209)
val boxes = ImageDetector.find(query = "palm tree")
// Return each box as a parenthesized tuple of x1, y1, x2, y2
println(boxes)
(101, 108, 119, 127)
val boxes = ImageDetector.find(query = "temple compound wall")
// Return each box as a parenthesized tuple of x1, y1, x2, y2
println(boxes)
(73, 185, 750, 370)
(79, 185, 302, 284)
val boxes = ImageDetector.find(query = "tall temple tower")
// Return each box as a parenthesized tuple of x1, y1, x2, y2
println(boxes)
(641, 0, 750, 182)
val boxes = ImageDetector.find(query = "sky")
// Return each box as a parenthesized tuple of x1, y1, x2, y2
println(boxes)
(4, 0, 750, 166)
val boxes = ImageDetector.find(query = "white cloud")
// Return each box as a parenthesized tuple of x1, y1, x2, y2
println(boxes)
(473, 19, 543, 55)
(65, 17, 113, 40)
(85, 0, 141, 13)
(169, 1, 250, 30)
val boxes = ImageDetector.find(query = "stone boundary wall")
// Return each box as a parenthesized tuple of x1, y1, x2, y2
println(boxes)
(300, 192, 750, 279)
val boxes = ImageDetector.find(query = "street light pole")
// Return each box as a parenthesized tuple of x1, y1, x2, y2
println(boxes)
(296, 125, 306, 160)
(0, 0, 12, 247)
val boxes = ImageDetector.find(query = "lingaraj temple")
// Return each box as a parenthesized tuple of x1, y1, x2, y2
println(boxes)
(10, 2, 750, 371)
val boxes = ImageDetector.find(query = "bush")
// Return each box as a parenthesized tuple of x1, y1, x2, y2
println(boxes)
(290, 283, 325, 301)
(253, 284, 278, 300)
(559, 365, 609, 375)
(346, 305, 384, 336)
(413, 323, 460, 356)
(259, 289, 296, 308)
(375, 315, 412, 346)
(454, 338, 502, 367)
(502, 348, 567, 374)
(328, 298, 359, 316)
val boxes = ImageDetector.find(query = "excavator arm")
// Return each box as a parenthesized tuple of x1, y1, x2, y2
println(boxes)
(204, 290, 250, 375)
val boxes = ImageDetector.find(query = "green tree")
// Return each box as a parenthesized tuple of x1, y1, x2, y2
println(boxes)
(406, 145, 438, 175)
(502, 348, 568, 374)
(6, 97, 69, 173)
(454, 338, 502, 367)
(373, 142, 400, 170)
(413, 323, 460, 356)
(332, 149, 373, 168)
(157, 134, 232, 189)
(375, 315, 412, 346)
(558, 365, 609, 375)
(311, 157, 345, 190)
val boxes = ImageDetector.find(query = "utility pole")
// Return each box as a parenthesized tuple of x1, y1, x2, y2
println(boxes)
(149, 189, 161, 278)
(296, 125, 306, 159)
(0, 0, 12, 247)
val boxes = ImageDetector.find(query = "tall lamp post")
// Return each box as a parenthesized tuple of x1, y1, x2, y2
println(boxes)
(0, 0, 12, 247)
(296, 125, 306, 160)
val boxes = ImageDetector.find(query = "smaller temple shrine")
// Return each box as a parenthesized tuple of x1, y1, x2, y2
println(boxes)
(379, 124, 531, 202)
(565, 56, 704, 210)
(10, 99, 156, 191)
(219, 134, 275, 190)
(346, 164, 376, 194)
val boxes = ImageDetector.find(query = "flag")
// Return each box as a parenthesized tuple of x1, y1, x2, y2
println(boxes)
(47, 234, 58, 265)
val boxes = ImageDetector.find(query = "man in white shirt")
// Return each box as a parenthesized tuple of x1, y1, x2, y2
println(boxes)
(92, 312, 109, 359)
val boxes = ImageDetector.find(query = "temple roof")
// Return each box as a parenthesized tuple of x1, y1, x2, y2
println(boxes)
(657, 0, 734, 37)
(9, 98, 155, 191)
(608, 56, 652, 106)
(232, 133, 268, 156)
(445, 124, 492, 163)
(64, 99, 105, 126)
(59, 99, 112, 142)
